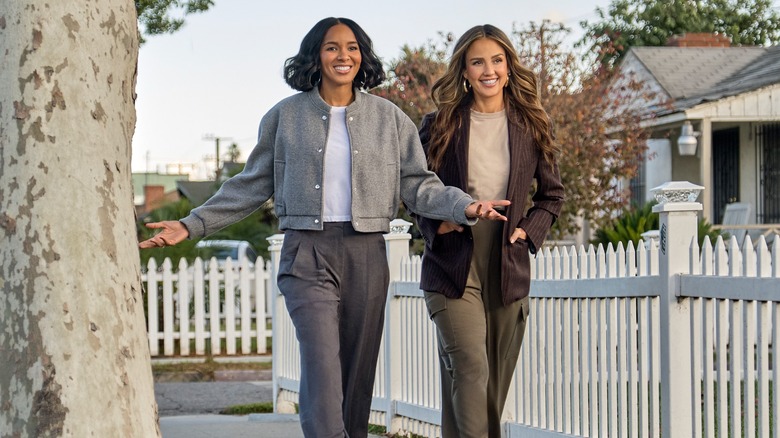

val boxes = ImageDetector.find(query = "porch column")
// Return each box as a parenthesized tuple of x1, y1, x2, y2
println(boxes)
(698, 118, 713, 221)
(651, 181, 703, 438)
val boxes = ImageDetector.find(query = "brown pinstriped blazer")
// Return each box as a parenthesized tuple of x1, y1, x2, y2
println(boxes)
(415, 107, 564, 306)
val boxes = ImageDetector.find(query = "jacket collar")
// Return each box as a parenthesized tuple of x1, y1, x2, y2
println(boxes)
(306, 87, 364, 114)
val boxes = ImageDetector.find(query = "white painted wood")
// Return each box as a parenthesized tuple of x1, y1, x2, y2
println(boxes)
(606, 298, 625, 436)
(598, 299, 608, 437)
(717, 300, 728, 438)
(255, 259, 267, 354)
(745, 300, 756, 438)
(757, 302, 770, 438)
(692, 298, 703, 438)
(772, 303, 779, 438)
(193, 259, 206, 355)
(638, 298, 650, 438)
(552, 299, 562, 431)
(562, 299, 573, 434)
(147, 259, 160, 356)
(239, 257, 252, 355)
(701, 237, 714, 275)
(730, 301, 743, 438)
(629, 299, 639, 438)
(703, 298, 716, 438)
(714, 237, 729, 276)
(178, 258, 191, 356)
(583, 299, 594, 436)
(616, 242, 627, 277)
(208, 258, 221, 355)
(638, 241, 648, 276)
(542, 298, 551, 428)
(224, 258, 236, 355)
(627, 241, 637, 277)
(163, 258, 175, 356)
(650, 296, 661, 437)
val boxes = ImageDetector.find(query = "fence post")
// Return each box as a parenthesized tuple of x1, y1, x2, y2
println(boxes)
(651, 181, 703, 438)
(266, 233, 285, 413)
(383, 219, 413, 434)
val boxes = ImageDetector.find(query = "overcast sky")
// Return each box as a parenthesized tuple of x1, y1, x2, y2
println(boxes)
(132, 0, 625, 177)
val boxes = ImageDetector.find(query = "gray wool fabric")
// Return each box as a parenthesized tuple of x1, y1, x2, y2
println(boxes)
(180, 88, 475, 238)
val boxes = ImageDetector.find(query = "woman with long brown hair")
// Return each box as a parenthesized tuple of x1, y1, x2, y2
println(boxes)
(416, 24, 564, 437)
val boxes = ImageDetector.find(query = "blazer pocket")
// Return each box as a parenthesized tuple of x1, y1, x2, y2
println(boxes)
(273, 160, 286, 214)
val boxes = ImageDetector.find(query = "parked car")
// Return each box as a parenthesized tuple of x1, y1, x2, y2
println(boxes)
(194, 239, 258, 267)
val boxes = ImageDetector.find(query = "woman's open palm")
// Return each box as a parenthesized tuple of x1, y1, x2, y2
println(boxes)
(138, 221, 189, 249)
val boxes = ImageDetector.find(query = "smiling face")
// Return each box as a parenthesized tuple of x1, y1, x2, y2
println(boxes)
(463, 37, 509, 112)
(319, 23, 362, 95)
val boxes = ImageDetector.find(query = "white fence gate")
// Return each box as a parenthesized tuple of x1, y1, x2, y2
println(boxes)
(268, 182, 780, 438)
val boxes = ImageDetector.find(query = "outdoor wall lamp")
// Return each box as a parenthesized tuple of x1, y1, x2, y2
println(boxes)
(677, 121, 700, 156)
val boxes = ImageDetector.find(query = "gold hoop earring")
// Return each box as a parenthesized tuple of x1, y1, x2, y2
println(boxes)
(463, 79, 470, 93)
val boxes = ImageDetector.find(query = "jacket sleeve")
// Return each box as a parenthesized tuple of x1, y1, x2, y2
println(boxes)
(180, 110, 277, 239)
(412, 113, 443, 248)
(518, 155, 564, 253)
(396, 111, 475, 226)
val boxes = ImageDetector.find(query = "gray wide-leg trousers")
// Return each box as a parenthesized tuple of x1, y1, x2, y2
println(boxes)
(277, 223, 389, 438)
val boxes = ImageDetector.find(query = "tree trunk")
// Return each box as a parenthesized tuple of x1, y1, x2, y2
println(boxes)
(0, 1, 160, 436)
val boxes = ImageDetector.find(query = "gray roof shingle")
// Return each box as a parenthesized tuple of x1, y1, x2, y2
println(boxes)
(629, 46, 780, 112)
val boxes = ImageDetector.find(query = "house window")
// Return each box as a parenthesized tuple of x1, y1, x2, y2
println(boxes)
(758, 123, 780, 223)
(629, 157, 646, 206)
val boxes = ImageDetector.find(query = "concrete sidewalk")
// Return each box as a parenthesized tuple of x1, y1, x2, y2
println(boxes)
(160, 413, 307, 438)
(160, 413, 386, 438)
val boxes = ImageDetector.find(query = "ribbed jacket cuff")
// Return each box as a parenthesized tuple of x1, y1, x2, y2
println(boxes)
(179, 215, 206, 240)
(455, 197, 478, 225)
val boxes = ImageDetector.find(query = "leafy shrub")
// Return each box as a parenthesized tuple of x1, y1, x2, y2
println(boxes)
(593, 200, 723, 249)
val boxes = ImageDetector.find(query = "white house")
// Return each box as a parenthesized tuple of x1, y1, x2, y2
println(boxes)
(614, 33, 780, 227)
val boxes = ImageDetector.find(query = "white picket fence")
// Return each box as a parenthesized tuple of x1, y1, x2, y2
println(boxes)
(140, 181, 780, 437)
(268, 183, 780, 438)
(142, 257, 273, 357)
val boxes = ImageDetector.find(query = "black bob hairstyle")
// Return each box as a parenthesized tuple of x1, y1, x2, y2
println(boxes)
(284, 17, 386, 92)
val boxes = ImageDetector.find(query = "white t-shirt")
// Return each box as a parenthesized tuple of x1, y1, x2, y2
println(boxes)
(322, 106, 353, 222)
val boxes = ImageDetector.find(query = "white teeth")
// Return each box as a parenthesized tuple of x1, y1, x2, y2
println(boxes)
(481, 79, 498, 85)
(335, 66, 351, 72)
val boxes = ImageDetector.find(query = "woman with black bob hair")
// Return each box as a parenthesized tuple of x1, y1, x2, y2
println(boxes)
(283, 17, 385, 92)
(140, 17, 509, 438)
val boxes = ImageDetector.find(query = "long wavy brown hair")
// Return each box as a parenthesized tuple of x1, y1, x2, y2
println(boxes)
(427, 24, 558, 171)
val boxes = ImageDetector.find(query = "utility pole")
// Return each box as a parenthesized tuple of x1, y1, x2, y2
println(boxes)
(202, 134, 231, 181)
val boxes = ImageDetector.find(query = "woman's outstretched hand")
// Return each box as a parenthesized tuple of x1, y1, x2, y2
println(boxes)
(465, 200, 510, 221)
(138, 221, 189, 249)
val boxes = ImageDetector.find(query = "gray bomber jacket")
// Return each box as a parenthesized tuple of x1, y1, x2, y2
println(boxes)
(180, 88, 475, 238)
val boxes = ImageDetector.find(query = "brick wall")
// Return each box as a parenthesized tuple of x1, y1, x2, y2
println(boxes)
(666, 33, 731, 47)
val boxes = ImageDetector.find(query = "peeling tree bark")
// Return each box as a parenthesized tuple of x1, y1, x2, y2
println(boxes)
(0, 1, 160, 436)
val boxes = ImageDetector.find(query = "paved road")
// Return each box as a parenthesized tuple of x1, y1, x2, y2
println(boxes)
(155, 379, 310, 437)
(154, 371, 383, 437)
(155, 381, 273, 416)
